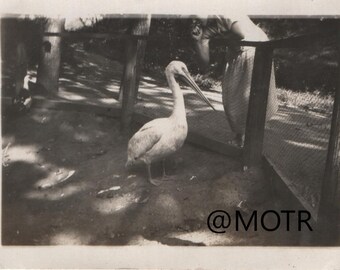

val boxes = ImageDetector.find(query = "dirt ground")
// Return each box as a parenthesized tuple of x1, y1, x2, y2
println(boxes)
(2, 106, 304, 246)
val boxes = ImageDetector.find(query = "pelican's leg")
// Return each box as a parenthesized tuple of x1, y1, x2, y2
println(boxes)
(146, 163, 162, 186)
(162, 159, 176, 181)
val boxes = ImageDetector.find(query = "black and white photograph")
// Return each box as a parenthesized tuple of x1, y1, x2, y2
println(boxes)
(1, 0, 340, 268)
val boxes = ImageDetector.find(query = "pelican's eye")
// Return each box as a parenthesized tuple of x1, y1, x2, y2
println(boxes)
(181, 67, 188, 76)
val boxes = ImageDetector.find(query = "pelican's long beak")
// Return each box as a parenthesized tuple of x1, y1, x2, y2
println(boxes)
(181, 71, 216, 111)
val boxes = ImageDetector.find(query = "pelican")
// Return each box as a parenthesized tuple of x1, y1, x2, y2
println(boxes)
(126, 61, 216, 185)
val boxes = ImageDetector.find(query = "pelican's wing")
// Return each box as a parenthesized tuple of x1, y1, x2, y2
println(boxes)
(127, 118, 166, 160)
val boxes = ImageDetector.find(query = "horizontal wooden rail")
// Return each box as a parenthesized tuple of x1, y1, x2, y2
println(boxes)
(44, 29, 337, 48)
(260, 30, 337, 48)
(43, 32, 149, 40)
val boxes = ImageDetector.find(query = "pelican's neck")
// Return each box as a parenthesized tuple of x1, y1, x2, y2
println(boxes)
(166, 72, 186, 122)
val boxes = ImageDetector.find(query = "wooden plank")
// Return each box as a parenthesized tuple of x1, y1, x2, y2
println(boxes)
(237, 30, 336, 48)
(266, 29, 336, 48)
(316, 23, 340, 245)
(44, 32, 149, 40)
(243, 45, 273, 168)
(120, 15, 151, 132)
(43, 29, 337, 49)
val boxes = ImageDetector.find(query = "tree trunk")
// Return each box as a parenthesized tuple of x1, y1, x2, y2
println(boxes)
(37, 18, 65, 93)
(14, 42, 28, 96)
(132, 16, 151, 94)
(120, 15, 151, 132)
(118, 16, 151, 102)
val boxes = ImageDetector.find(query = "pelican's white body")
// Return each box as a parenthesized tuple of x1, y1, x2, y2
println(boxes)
(127, 116, 187, 166)
(126, 61, 189, 168)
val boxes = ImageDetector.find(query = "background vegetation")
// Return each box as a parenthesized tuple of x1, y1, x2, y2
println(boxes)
(1, 16, 338, 94)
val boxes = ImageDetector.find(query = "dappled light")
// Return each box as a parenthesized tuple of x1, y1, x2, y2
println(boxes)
(59, 77, 73, 83)
(97, 98, 119, 105)
(92, 192, 139, 215)
(166, 230, 232, 245)
(285, 140, 326, 151)
(25, 181, 85, 201)
(30, 112, 52, 124)
(105, 82, 121, 93)
(127, 235, 162, 245)
(33, 169, 76, 189)
(49, 229, 92, 245)
(57, 90, 87, 101)
(4, 144, 41, 164)
(74, 132, 92, 142)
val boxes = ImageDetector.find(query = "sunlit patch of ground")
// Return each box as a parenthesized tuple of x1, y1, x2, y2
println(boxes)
(49, 230, 92, 245)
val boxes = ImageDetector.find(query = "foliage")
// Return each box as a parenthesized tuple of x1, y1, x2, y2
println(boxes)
(1, 17, 45, 67)
(256, 19, 338, 93)
(277, 88, 334, 115)
(1, 16, 338, 93)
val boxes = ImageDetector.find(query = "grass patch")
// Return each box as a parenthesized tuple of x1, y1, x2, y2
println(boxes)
(277, 88, 334, 115)
(192, 74, 221, 92)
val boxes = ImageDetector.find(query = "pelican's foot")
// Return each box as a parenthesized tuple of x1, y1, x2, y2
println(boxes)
(149, 177, 163, 186)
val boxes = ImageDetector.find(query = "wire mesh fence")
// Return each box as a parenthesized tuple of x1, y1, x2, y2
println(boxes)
(263, 46, 336, 217)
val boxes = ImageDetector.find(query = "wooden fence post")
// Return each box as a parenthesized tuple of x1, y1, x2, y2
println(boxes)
(243, 44, 274, 169)
(37, 18, 65, 93)
(316, 23, 340, 245)
(120, 15, 151, 131)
